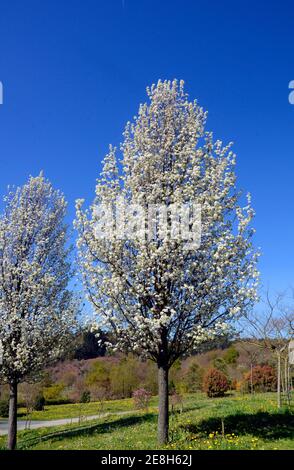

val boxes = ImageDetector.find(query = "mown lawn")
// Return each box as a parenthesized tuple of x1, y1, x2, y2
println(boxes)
(15, 393, 200, 420)
(17, 396, 140, 420)
(0, 392, 293, 450)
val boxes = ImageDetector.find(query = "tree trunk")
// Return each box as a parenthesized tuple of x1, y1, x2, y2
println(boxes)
(7, 380, 18, 450)
(250, 363, 253, 394)
(277, 352, 281, 408)
(285, 356, 291, 406)
(158, 364, 169, 445)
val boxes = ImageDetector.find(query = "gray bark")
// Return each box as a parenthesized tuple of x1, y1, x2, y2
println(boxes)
(7, 380, 17, 450)
(277, 352, 281, 408)
(157, 364, 169, 445)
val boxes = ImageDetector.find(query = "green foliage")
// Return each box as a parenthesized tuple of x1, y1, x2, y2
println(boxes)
(141, 361, 158, 395)
(169, 360, 182, 393)
(182, 362, 204, 392)
(43, 384, 66, 402)
(45, 398, 73, 405)
(34, 394, 45, 411)
(169, 380, 176, 394)
(211, 357, 228, 375)
(85, 362, 110, 390)
(223, 347, 240, 365)
(109, 356, 140, 398)
(0, 400, 9, 417)
(203, 368, 230, 398)
(80, 390, 91, 403)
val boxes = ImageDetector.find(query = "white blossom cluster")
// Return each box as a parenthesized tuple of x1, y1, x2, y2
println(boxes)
(0, 174, 77, 383)
(75, 80, 259, 366)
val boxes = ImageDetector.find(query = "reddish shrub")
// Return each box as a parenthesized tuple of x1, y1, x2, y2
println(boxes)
(243, 365, 277, 392)
(203, 368, 230, 397)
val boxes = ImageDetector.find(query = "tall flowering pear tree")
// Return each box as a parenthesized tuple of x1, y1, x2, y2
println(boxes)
(76, 80, 259, 444)
(0, 174, 77, 449)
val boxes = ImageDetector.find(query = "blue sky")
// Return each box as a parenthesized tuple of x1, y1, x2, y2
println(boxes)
(0, 0, 293, 294)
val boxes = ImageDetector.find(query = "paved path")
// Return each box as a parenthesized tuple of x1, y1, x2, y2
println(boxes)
(0, 410, 136, 436)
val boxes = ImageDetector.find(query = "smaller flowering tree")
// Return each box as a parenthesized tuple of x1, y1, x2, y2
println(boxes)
(132, 388, 152, 410)
(0, 174, 77, 449)
(76, 80, 259, 444)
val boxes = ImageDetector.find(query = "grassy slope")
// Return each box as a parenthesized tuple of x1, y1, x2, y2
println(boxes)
(1, 392, 293, 450)
(16, 396, 143, 420)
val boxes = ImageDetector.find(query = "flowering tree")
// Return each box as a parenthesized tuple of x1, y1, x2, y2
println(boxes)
(76, 80, 259, 444)
(132, 388, 152, 410)
(0, 174, 77, 449)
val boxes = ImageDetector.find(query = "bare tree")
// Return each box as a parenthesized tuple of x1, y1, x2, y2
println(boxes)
(238, 341, 265, 394)
(239, 289, 294, 407)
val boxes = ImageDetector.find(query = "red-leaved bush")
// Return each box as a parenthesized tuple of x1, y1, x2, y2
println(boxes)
(132, 388, 152, 410)
(203, 368, 230, 397)
(243, 365, 277, 392)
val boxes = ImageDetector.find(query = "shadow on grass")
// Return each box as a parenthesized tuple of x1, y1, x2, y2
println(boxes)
(18, 413, 157, 449)
(183, 410, 294, 440)
(172, 401, 212, 415)
(84, 413, 156, 436)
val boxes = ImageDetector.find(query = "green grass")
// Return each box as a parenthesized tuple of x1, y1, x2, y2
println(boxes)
(16, 396, 141, 420)
(0, 392, 293, 450)
(15, 393, 206, 421)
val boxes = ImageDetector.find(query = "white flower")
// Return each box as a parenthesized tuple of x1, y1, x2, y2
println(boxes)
(76, 79, 259, 365)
